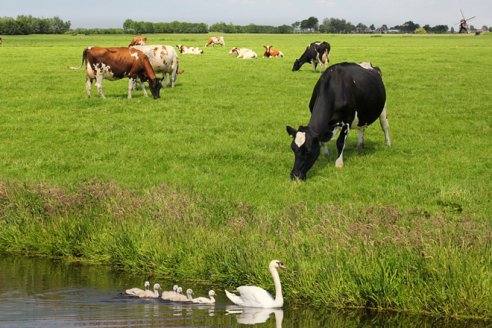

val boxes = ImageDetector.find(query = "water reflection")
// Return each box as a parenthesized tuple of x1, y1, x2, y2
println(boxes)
(226, 306, 283, 326)
(0, 256, 489, 327)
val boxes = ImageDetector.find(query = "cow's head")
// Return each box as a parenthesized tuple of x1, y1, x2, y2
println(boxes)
(292, 59, 302, 71)
(286, 126, 320, 180)
(148, 78, 162, 99)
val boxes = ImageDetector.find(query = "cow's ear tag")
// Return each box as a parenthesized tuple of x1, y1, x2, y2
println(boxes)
(295, 132, 306, 147)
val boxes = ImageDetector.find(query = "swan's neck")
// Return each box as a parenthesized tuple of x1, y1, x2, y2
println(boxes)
(270, 266, 283, 307)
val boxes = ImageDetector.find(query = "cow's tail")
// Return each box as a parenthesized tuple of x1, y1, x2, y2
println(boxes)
(67, 48, 88, 70)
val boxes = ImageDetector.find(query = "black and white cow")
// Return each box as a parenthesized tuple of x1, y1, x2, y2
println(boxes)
(292, 41, 331, 73)
(286, 62, 391, 180)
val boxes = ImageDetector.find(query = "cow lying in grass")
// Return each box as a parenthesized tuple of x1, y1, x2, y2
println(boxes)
(229, 47, 258, 59)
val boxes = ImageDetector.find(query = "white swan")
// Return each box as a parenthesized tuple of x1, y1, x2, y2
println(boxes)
(192, 290, 216, 304)
(142, 283, 161, 298)
(125, 281, 150, 297)
(171, 288, 193, 302)
(161, 284, 179, 300)
(225, 260, 286, 308)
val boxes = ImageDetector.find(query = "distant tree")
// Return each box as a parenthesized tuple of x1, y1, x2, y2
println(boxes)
(380, 24, 388, 32)
(300, 16, 319, 32)
(423, 24, 431, 33)
(393, 21, 420, 33)
(431, 25, 449, 33)
(292, 21, 300, 32)
(355, 23, 368, 33)
(369, 24, 375, 32)
(277, 24, 294, 34)
(319, 17, 354, 33)
(307, 16, 319, 31)
(415, 27, 427, 34)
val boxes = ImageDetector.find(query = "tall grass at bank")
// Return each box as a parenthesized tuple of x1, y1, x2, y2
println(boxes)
(0, 181, 490, 319)
(0, 34, 491, 319)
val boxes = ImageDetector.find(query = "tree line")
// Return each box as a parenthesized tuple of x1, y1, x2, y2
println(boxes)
(0, 15, 70, 35)
(0, 15, 489, 35)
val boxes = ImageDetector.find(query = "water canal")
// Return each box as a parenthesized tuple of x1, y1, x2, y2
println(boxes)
(0, 256, 486, 327)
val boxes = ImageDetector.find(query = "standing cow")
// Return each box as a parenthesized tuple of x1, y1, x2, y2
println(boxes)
(286, 62, 391, 180)
(131, 45, 180, 90)
(68, 47, 162, 99)
(292, 41, 330, 72)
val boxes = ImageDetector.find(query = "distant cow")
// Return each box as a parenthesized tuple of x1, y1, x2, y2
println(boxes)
(131, 45, 180, 90)
(129, 35, 147, 47)
(205, 36, 225, 47)
(229, 47, 258, 59)
(263, 45, 284, 58)
(286, 62, 390, 180)
(68, 47, 162, 99)
(292, 41, 330, 72)
(176, 44, 203, 55)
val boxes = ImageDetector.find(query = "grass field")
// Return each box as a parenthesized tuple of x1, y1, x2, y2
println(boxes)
(0, 33, 491, 319)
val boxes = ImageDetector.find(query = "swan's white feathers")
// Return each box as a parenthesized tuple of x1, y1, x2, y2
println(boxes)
(226, 286, 275, 308)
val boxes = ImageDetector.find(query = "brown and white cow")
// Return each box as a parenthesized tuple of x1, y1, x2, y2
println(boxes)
(128, 35, 147, 47)
(68, 47, 162, 99)
(229, 47, 258, 59)
(176, 44, 203, 55)
(263, 45, 284, 58)
(205, 36, 225, 47)
(131, 45, 180, 90)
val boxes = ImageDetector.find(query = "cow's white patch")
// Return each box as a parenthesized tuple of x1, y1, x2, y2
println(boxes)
(131, 52, 139, 59)
(358, 62, 373, 70)
(294, 132, 306, 147)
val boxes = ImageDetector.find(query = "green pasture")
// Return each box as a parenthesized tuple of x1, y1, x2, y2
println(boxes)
(0, 33, 491, 319)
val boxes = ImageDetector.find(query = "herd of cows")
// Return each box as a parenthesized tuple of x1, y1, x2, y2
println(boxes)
(67, 35, 391, 180)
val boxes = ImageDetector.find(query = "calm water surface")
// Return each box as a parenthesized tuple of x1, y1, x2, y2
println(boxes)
(0, 256, 487, 327)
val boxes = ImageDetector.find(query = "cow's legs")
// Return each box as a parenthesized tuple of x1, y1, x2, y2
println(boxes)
(128, 78, 134, 99)
(357, 126, 366, 149)
(95, 75, 105, 99)
(321, 142, 329, 157)
(170, 71, 176, 88)
(136, 79, 148, 97)
(379, 104, 391, 146)
(335, 123, 350, 168)
(85, 77, 93, 98)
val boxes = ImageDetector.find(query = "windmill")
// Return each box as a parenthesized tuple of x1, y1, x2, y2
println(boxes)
(457, 9, 476, 33)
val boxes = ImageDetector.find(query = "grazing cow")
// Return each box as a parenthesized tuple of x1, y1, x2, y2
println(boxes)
(205, 36, 225, 47)
(229, 47, 258, 59)
(292, 41, 330, 72)
(176, 44, 203, 55)
(263, 45, 284, 58)
(128, 35, 147, 46)
(131, 45, 180, 90)
(286, 62, 391, 180)
(68, 47, 162, 99)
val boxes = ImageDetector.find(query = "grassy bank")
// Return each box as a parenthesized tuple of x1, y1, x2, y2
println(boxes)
(0, 180, 490, 319)
(0, 33, 491, 319)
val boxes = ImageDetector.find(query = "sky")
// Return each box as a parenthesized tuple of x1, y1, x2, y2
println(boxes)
(3, 0, 491, 29)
